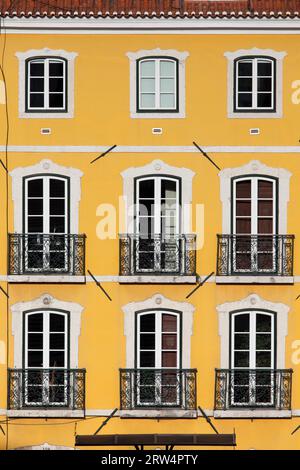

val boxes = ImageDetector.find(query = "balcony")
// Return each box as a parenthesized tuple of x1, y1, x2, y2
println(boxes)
(214, 369, 293, 418)
(216, 234, 295, 284)
(8, 233, 86, 282)
(119, 368, 197, 418)
(119, 234, 197, 283)
(7, 368, 86, 417)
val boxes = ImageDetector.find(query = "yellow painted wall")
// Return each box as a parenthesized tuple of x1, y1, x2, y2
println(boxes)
(0, 31, 300, 450)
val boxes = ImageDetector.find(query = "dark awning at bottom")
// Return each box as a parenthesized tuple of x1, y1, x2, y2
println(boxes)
(75, 433, 236, 447)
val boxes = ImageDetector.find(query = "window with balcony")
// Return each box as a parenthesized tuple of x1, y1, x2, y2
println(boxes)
(215, 295, 292, 417)
(120, 309, 196, 412)
(9, 297, 85, 416)
(217, 161, 294, 281)
(9, 160, 85, 280)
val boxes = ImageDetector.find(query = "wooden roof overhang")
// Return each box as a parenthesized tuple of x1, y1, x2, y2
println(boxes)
(75, 433, 236, 449)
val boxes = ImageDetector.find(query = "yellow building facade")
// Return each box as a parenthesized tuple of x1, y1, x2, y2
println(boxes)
(0, 0, 300, 450)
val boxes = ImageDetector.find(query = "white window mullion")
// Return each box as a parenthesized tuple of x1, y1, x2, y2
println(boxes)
(156, 312, 162, 369)
(155, 60, 160, 110)
(44, 59, 49, 110)
(250, 313, 256, 370)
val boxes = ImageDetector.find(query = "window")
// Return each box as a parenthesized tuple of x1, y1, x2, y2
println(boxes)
(137, 58, 178, 112)
(235, 57, 275, 112)
(230, 310, 275, 407)
(136, 310, 181, 406)
(24, 309, 69, 406)
(224, 48, 286, 118)
(127, 49, 188, 118)
(26, 58, 67, 112)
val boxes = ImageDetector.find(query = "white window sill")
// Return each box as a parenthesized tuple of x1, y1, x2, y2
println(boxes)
(8, 275, 86, 283)
(214, 409, 292, 419)
(216, 275, 294, 285)
(130, 112, 185, 119)
(120, 409, 197, 419)
(119, 275, 197, 284)
(228, 111, 282, 119)
(7, 409, 85, 418)
(19, 111, 73, 119)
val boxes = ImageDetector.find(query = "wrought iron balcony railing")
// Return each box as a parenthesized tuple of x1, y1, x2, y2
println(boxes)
(8, 368, 86, 411)
(214, 369, 293, 410)
(120, 368, 197, 410)
(217, 234, 295, 276)
(8, 233, 86, 276)
(119, 234, 196, 276)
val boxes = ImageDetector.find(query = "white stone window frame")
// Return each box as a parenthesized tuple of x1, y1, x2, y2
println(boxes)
(9, 294, 84, 418)
(9, 159, 84, 283)
(121, 294, 196, 418)
(224, 48, 286, 119)
(215, 294, 291, 418)
(15, 48, 78, 119)
(127, 49, 189, 119)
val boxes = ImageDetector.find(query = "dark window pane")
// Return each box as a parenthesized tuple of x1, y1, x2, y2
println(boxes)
(256, 314, 272, 332)
(236, 201, 251, 216)
(233, 386, 249, 404)
(27, 314, 43, 332)
(237, 61, 252, 76)
(138, 217, 154, 236)
(28, 198, 43, 215)
(256, 334, 271, 350)
(140, 314, 155, 332)
(50, 217, 65, 233)
(236, 218, 251, 234)
(29, 94, 44, 108)
(30, 78, 44, 92)
(162, 334, 177, 349)
(139, 386, 155, 403)
(234, 314, 250, 332)
(27, 351, 43, 367)
(257, 61, 272, 76)
(138, 199, 154, 216)
(257, 93, 272, 108)
(258, 78, 272, 92)
(140, 334, 155, 350)
(258, 218, 273, 234)
(49, 93, 64, 108)
(162, 351, 177, 367)
(49, 78, 64, 92)
(162, 314, 177, 332)
(238, 78, 252, 92)
(258, 180, 274, 198)
(29, 62, 44, 76)
(257, 253, 274, 270)
(234, 333, 249, 350)
(139, 179, 154, 198)
(49, 61, 64, 76)
(140, 351, 155, 367)
(28, 333, 43, 350)
(27, 216, 43, 233)
(256, 351, 271, 367)
(50, 333, 65, 350)
(238, 93, 252, 108)
(235, 253, 251, 270)
(27, 386, 43, 404)
(256, 386, 272, 404)
(161, 179, 177, 200)
(236, 180, 251, 198)
(49, 351, 65, 367)
(234, 351, 249, 367)
(27, 179, 43, 197)
(258, 200, 273, 217)
(50, 179, 65, 197)
(50, 314, 65, 332)
(27, 252, 43, 269)
(50, 199, 65, 216)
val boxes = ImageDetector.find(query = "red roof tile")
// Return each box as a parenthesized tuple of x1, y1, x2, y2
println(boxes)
(0, 0, 300, 18)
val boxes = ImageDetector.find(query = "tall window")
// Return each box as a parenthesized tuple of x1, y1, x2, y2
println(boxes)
(137, 58, 178, 112)
(24, 310, 69, 406)
(135, 176, 180, 272)
(232, 176, 277, 272)
(234, 57, 275, 112)
(136, 310, 180, 406)
(26, 57, 67, 112)
(230, 310, 275, 406)
(24, 175, 69, 271)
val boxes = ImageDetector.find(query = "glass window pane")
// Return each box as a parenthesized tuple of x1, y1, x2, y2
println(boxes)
(162, 351, 177, 367)
(50, 199, 65, 216)
(49, 78, 64, 92)
(234, 334, 249, 350)
(256, 351, 271, 368)
(238, 93, 252, 108)
(160, 78, 174, 93)
(236, 218, 251, 234)
(234, 314, 250, 332)
(50, 314, 65, 332)
(256, 334, 271, 350)
(140, 60, 155, 77)
(50, 217, 65, 233)
(258, 200, 273, 217)
(27, 351, 43, 367)
(161, 179, 177, 200)
(140, 94, 155, 108)
(28, 199, 43, 215)
(140, 351, 155, 367)
(28, 333, 43, 350)
(50, 179, 65, 197)
(257, 93, 272, 108)
(258, 78, 272, 92)
(140, 314, 155, 332)
(236, 180, 251, 198)
(138, 199, 154, 216)
(257, 61, 272, 76)
(238, 61, 252, 76)
(162, 314, 177, 332)
(258, 180, 273, 198)
(28, 179, 43, 197)
(234, 351, 249, 367)
(139, 179, 154, 199)
(162, 334, 177, 350)
(140, 334, 155, 350)
(30, 78, 44, 92)
(258, 218, 273, 234)
(30, 94, 44, 108)
(50, 333, 65, 350)
(256, 314, 272, 332)
(30, 61, 44, 76)
(236, 201, 251, 216)
(160, 93, 175, 109)
(49, 61, 64, 76)
(160, 60, 175, 77)
(50, 351, 65, 367)
(238, 78, 252, 92)
(140, 78, 155, 93)
(27, 216, 43, 233)
(49, 93, 64, 108)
